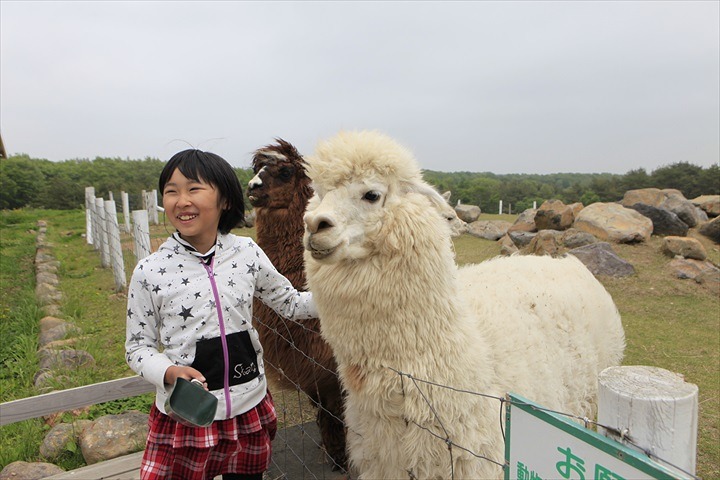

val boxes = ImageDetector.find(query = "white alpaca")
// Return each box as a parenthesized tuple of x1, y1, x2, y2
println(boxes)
(302, 131, 625, 480)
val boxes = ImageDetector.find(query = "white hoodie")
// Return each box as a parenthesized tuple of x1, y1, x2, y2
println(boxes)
(125, 232, 317, 419)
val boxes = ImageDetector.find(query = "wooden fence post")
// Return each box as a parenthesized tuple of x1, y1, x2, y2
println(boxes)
(104, 200, 127, 292)
(597, 365, 698, 477)
(95, 197, 111, 268)
(121, 191, 131, 233)
(132, 210, 152, 262)
(85, 187, 95, 245)
(143, 190, 159, 225)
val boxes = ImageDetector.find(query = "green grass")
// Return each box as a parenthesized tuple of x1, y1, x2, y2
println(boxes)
(1, 209, 717, 477)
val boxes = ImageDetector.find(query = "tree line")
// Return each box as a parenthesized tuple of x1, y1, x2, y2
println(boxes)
(1, 153, 717, 213)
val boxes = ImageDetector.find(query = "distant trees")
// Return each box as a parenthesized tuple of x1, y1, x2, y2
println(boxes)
(424, 162, 718, 213)
(0, 155, 256, 211)
(1, 154, 717, 212)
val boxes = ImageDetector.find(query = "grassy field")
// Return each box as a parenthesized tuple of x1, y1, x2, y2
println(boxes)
(1, 208, 718, 477)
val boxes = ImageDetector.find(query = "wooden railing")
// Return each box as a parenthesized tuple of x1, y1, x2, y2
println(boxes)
(0, 376, 154, 426)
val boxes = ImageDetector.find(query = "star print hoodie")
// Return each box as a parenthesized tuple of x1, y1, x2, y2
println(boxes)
(125, 232, 318, 420)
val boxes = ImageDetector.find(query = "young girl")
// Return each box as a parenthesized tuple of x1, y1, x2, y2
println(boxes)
(125, 149, 317, 480)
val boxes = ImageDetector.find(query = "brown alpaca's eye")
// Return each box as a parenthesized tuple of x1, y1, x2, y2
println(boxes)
(279, 166, 294, 181)
(363, 191, 381, 203)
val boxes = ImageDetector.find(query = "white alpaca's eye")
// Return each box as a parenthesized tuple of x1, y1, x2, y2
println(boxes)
(362, 191, 382, 203)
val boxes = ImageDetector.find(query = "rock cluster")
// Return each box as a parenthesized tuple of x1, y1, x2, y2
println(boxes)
(464, 190, 719, 282)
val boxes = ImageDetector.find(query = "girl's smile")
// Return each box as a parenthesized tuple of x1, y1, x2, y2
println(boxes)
(162, 169, 225, 253)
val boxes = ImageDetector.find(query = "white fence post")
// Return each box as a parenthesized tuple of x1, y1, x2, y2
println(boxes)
(95, 197, 111, 268)
(143, 190, 159, 225)
(121, 191, 131, 233)
(132, 210, 152, 262)
(498, 200, 503, 215)
(85, 187, 95, 245)
(104, 200, 127, 292)
(598, 365, 698, 477)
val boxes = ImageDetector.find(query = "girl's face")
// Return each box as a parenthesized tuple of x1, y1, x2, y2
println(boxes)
(162, 168, 225, 253)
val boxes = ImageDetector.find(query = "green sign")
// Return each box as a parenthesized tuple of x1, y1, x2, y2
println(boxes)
(504, 393, 689, 480)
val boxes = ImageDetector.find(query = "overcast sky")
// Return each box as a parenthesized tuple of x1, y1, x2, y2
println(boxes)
(1, 1, 718, 175)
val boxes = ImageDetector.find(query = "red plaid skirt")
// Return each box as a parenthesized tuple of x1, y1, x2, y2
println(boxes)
(140, 391, 277, 480)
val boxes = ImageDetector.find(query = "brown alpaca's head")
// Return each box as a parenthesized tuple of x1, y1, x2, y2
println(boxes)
(248, 138, 310, 210)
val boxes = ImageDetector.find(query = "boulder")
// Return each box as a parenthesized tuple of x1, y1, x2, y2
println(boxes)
(698, 216, 720, 243)
(38, 322, 81, 348)
(668, 258, 720, 289)
(621, 188, 665, 208)
(573, 203, 653, 243)
(0, 461, 64, 480)
(661, 194, 702, 228)
(523, 230, 563, 256)
(534, 200, 582, 231)
(507, 208, 537, 233)
(498, 234, 519, 256)
(38, 348, 95, 373)
(454, 203, 482, 223)
(79, 411, 149, 464)
(508, 230, 536, 248)
(39, 316, 66, 331)
(568, 242, 636, 277)
(40, 420, 93, 461)
(627, 204, 689, 237)
(661, 236, 707, 261)
(560, 228, 598, 249)
(691, 195, 720, 217)
(467, 220, 512, 241)
(35, 282, 62, 306)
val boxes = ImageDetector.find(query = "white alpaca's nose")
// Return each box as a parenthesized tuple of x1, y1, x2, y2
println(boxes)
(304, 213, 335, 234)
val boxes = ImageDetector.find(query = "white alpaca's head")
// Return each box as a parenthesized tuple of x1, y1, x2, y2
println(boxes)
(303, 130, 453, 264)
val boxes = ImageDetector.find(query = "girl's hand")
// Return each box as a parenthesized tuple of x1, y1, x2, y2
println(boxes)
(164, 366, 209, 390)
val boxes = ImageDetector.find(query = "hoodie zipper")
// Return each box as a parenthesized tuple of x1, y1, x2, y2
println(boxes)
(202, 256, 232, 417)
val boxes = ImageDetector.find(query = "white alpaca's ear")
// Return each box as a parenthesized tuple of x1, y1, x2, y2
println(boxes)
(441, 191, 451, 203)
(402, 181, 448, 211)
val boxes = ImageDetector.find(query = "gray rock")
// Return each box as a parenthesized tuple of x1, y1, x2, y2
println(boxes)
(668, 258, 720, 290)
(38, 349, 95, 373)
(661, 194, 702, 228)
(508, 230, 536, 248)
(560, 229, 598, 249)
(455, 203, 482, 223)
(467, 220, 512, 241)
(698, 216, 720, 243)
(35, 283, 62, 307)
(39, 324, 71, 348)
(628, 203, 689, 237)
(568, 242, 636, 277)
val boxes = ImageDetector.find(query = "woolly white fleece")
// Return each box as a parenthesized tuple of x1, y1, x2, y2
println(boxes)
(303, 130, 625, 480)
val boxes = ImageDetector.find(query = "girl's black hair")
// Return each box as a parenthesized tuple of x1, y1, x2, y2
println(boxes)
(159, 149, 245, 234)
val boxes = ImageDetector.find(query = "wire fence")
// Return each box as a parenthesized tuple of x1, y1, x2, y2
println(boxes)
(84, 187, 699, 480)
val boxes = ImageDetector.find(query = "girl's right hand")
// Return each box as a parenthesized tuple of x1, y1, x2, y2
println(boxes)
(164, 365, 208, 390)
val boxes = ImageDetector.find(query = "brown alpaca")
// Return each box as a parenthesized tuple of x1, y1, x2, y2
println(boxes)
(248, 139, 347, 471)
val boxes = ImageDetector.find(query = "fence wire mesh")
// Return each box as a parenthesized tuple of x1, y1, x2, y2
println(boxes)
(83, 193, 699, 480)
